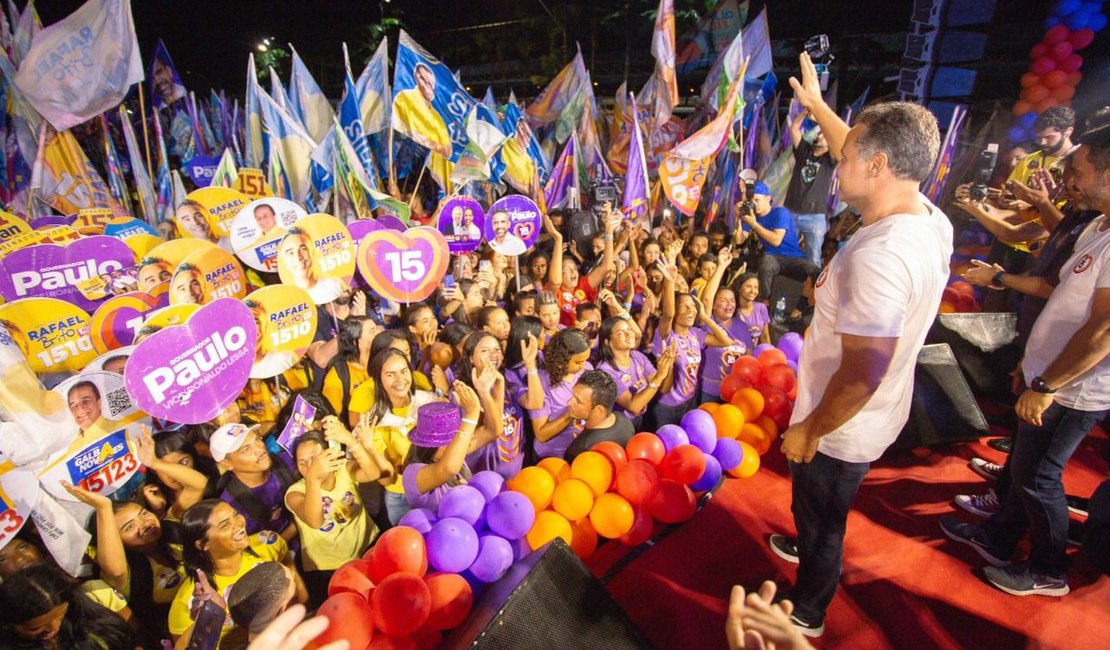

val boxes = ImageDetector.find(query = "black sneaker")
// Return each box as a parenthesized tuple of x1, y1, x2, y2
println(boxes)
(987, 437, 1013, 453)
(1067, 520, 1085, 547)
(1067, 495, 1089, 518)
(768, 534, 800, 564)
(789, 613, 825, 638)
(983, 563, 1069, 597)
(939, 515, 1010, 567)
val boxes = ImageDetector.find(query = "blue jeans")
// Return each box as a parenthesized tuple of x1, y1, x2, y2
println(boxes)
(789, 451, 871, 623)
(794, 213, 827, 267)
(984, 402, 1107, 576)
(385, 490, 411, 526)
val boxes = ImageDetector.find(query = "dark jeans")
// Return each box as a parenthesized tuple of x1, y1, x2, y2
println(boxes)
(758, 254, 819, 300)
(649, 396, 696, 429)
(790, 451, 871, 623)
(984, 402, 1107, 577)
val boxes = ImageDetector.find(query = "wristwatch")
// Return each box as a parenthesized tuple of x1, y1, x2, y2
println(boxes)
(991, 271, 1006, 289)
(1030, 377, 1057, 394)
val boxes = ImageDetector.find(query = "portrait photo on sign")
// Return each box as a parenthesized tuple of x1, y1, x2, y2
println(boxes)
(230, 197, 307, 272)
(244, 285, 316, 379)
(0, 297, 97, 375)
(169, 245, 246, 306)
(436, 195, 485, 253)
(183, 186, 250, 244)
(275, 214, 354, 304)
(483, 195, 541, 256)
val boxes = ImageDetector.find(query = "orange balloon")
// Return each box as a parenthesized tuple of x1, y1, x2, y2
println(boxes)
(711, 403, 745, 439)
(570, 451, 614, 497)
(1034, 97, 1059, 114)
(589, 492, 635, 538)
(569, 517, 599, 559)
(536, 457, 571, 483)
(1023, 84, 1049, 103)
(551, 478, 595, 521)
(939, 301, 957, 314)
(1051, 85, 1075, 102)
(737, 423, 770, 455)
(726, 441, 761, 478)
(756, 415, 778, 439)
(731, 387, 765, 421)
(1012, 100, 1034, 117)
(699, 402, 721, 414)
(507, 466, 556, 512)
(526, 510, 573, 550)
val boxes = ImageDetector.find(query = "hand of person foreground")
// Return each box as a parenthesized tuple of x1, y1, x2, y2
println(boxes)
(726, 581, 814, 650)
(248, 604, 348, 650)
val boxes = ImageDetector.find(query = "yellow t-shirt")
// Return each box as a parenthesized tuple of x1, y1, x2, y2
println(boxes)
(167, 532, 288, 640)
(322, 361, 371, 415)
(1007, 150, 1064, 186)
(285, 465, 376, 571)
(367, 391, 438, 494)
(79, 579, 128, 613)
(348, 371, 433, 417)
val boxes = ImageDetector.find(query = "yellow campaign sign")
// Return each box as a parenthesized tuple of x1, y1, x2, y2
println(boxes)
(0, 211, 31, 244)
(183, 186, 250, 240)
(232, 167, 274, 201)
(169, 245, 246, 306)
(244, 285, 316, 378)
(75, 207, 116, 235)
(0, 297, 97, 374)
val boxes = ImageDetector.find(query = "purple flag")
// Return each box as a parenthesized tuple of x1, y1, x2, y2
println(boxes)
(622, 94, 650, 224)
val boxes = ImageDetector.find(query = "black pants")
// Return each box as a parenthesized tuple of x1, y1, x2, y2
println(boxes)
(758, 254, 819, 300)
(790, 452, 870, 623)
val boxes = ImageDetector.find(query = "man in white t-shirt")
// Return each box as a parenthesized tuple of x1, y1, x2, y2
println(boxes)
(941, 127, 1110, 597)
(764, 53, 952, 638)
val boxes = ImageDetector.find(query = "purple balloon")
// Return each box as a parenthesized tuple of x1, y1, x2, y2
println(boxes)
(469, 471, 505, 502)
(438, 485, 486, 525)
(485, 491, 536, 540)
(468, 534, 515, 583)
(787, 360, 798, 373)
(753, 343, 776, 358)
(426, 517, 480, 573)
(777, 332, 804, 364)
(510, 535, 532, 561)
(656, 424, 690, 452)
(713, 438, 743, 472)
(691, 454, 723, 492)
(397, 508, 438, 534)
(680, 410, 717, 454)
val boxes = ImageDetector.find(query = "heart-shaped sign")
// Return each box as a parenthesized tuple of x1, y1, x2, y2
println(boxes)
(0, 236, 136, 312)
(89, 290, 168, 353)
(356, 226, 449, 303)
(124, 298, 257, 424)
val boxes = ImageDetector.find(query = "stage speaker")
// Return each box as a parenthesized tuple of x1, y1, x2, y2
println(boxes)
(889, 343, 991, 452)
(926, 313, 1022, 400)
(441, 538, 650, 650)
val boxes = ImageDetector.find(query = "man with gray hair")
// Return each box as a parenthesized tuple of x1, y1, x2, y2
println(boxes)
(764, 53, 953, 637)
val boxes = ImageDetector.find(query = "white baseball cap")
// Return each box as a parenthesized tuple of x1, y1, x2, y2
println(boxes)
(210, 423, 260, 463)
(739, 168, 758, 183)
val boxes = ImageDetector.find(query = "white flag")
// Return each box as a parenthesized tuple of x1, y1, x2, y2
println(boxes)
(13, 0, 143, 130)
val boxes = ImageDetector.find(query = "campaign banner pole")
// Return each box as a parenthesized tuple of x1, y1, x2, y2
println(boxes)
(137, 82, 154, 194)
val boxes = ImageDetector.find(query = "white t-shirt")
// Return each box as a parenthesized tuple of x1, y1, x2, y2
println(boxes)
(792, 195, 953, 463)
(1023, 214, 1110, 411)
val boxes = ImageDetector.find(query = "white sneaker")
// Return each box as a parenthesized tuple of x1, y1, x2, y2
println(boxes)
(969, 458, 1004, 481)
(955, 488, 1000, 518)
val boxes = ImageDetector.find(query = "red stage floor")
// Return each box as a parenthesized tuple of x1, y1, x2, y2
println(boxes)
(587, 430, 1110, 649)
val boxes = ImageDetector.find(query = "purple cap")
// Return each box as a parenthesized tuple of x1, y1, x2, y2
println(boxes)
(410, 402, 463, 447)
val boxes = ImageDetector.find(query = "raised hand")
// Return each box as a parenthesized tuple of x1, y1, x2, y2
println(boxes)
(350, 291, 367, 317)
(322, 415, 357, 447)
(454, 381, 481, 418)
(61, 481, 111, 510)
(131, 425, 158, 468)
(308, 448, 345, 484)
(788, 52, 825, 113)
(520, 333, 539, 369)
(717, 247, 734, 268)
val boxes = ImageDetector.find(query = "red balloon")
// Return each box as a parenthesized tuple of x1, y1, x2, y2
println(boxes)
(1068, 28, 1095, 51)
(1065, 71, 1082, 86)
(1052, 85, 1076, 102)
(763, 364, 797, 394)
(949, 280, 975, 298)
(660, 445, 707, 485)
(1030, 43, 1048, 60)
(649, 479, 697, 524)
(318, 592, 375, 650)
(367, 526, 428, 582)
(1031, 56, 1057, 74)
(368, 635, 418, 650)
(371, 573, 432, 636)
(761, 387, 792, 431)
(619, 506, 655, 546)
(615, 458, 661, 505)
(1034, 98, 1060, 114)
(1019, 72, 1041, 88)
(1023, 84, 1050, 103)
(592, 440, 628, 486)
(1049, 41, 1073, 61)
(941, 286, 961, 305)
(719, 373, 747, 403)
(758, 348, 788, 369)
(423, 573, 473, 631)
(1058, 54, 1082, 73)
(731, 356, 764, 386)
(1043, 25, 1070, 46)
(626, 433, 666, 467)
(1042, 70, 1067, 89)
(410, 627, 442, 650)
(329, 559, 376, 600)
(1012, 100, 1034, 117)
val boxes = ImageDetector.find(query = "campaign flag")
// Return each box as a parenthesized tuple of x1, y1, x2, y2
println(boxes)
(645, 0, 679, 127)
(740, 7, 772, 79)
(307, 125, 335, 214)
(210, 148, 239, 189)
(660, 76, 742, 216)
(349, 40, 391, 183)
(256, 79, 317, 205)
(923, 105, 968, 203)
(449, 104, 510, 185)
(676, 0, 748, 74)
(151, 108, 174, 222)
(526, 48, 589, 129)
(707, 149, 739, 225)
(10, 0, 40, 64)
(13, 0, 143, 131)
(270, 68, 294, 115)
(0, 5, 12, 55)
(391, 30, 477, 163)
(244, 54, 267, 169)
(340, 66, 381, 191)
(500, 100, 548, 193)
(334, 118, 410, 222)
(288, 47, 334, 143)
(36, 127, 127, 216)
(543, 133, 579, 210)
(99, 115, 132, 216)
(482, 87, 497, 109)
(622, 95, 650, 224)
(149, 39, 186, 109)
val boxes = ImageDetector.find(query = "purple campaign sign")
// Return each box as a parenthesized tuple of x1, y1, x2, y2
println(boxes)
(436, 196, 485, 253)
(346, 219, 387, 248)
(277, 395, 317, 456)
(124, 298, 257, 424)
(376, 215, 407, 232)
(483, 195, 541, 257)
(30, 216, 70, 229)
(0, 236, 135, 312)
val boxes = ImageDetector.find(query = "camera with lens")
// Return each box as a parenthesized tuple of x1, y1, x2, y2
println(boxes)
(738, 200, 756, 217)
(969, 143, 998, 202)
(804, 34, 834, 91)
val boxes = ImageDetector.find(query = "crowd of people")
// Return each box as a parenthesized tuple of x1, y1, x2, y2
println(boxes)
(2, 52, 1109, 650)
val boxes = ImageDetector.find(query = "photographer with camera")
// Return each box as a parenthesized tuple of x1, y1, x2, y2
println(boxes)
(736, 182, 819, 301)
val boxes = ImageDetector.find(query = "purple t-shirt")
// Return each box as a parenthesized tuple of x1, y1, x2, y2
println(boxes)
(220, 454, 296, 536)
(597, 352, 656, 420)
(699, 319, 748, 398)
(531, 365, 590, 459)
(652, 328, 707, 406)
(736, 302, 771, 350)
(465, 397, 526, 479)
(402, 461, 472, 512)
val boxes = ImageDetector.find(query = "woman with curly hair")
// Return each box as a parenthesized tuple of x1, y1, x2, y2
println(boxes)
(531, 328, 592, 459)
